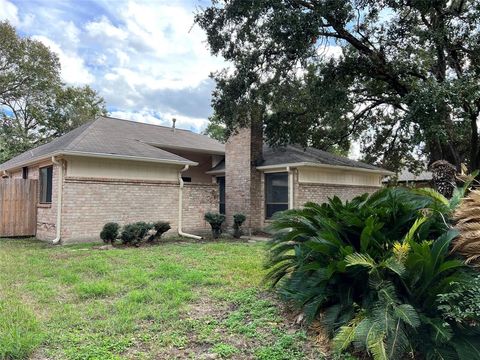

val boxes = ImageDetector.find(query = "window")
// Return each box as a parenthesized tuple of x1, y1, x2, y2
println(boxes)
(22, 167, 28, 179)
(39, 166, 53, 204)
(181, 176, 192, 183)
(265, 172, 289, 219)
(217, 176, 225, 214)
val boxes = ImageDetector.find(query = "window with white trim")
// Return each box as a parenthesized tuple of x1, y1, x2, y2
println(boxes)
(265, 172, 288, 219)
(39, 166, 53, 204)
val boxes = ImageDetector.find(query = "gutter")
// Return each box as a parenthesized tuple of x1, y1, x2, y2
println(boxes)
(286, 166, 294, 209)
(205, 169, 225, 175)
(177, 165, 202, 240)
(50, 156, 64, 245)
(256, 162, 394, 176)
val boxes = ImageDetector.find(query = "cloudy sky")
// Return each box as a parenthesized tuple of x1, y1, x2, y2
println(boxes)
(0, 0, 224, 132)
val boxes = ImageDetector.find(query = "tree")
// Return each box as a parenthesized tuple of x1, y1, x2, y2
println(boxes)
(203, 114, 226, 142)
(196, 0, 480, 171)
(0, 21, 106, 163)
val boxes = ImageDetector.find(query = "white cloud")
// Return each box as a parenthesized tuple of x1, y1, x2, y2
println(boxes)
(0, 0, 19, 25)
(109, 110, 208, 133)
(2, 0, 225, 132)
(86, 16, 128, 41)
(32, 35, 95, 85)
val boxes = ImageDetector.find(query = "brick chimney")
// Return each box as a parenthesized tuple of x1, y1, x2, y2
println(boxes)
(225, 118, 263, 232)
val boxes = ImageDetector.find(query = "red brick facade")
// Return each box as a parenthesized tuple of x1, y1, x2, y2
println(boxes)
(60, 177, 218, 243)
(295, 181, 380, 207)
(225, 124, 264, 231)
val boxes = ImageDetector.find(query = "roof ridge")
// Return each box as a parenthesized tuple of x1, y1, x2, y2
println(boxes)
(64, 117, 100, 150)
(99, 115, 195, 134)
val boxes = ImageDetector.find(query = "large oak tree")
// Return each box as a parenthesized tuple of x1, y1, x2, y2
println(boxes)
(196, 0, 480, 171)
(0, 22, 106, 163)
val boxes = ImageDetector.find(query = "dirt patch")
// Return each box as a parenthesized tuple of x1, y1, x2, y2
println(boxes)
(150, 290, 330, 360)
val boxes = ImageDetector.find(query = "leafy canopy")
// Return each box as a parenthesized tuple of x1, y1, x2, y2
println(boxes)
(0, 21, 106, 163)
(196, 0, 480, 171)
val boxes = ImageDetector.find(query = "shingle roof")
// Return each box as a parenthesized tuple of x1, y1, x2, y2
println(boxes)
(383, 168, 432, 183)
(208, 145, 389, 173)
(0, 116, 225, 171)
(261, 145, 384, 171)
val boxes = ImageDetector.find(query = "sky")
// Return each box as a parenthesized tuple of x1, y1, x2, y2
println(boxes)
(0, 0, 224, 133)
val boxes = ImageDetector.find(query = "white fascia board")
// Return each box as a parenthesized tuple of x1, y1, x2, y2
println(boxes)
(1, 151, 198, 172)
(256, 162, 394, 176)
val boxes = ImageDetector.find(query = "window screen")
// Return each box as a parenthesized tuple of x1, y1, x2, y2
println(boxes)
(217, 176, 225, 214)
(265, 172, 288, 219)
(39, 166, 53, 203)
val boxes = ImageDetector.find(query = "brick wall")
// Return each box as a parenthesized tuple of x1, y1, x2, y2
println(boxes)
(61, 177, 179, 243)
(182, 183, 219, 233)
(225, 123, 264, 231)
(60, 177, 218, 243)
(295, 180, 380, 207)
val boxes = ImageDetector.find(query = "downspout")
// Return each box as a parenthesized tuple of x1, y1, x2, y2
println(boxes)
(178, 165, 202, 239)
(286, 166, 294, 209)
(51, 156, 64, 245)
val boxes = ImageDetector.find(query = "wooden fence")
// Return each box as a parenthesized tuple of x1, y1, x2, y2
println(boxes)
(0, 179, 38, 237)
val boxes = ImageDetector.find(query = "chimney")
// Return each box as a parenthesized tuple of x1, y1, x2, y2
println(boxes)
(225, 110, 264, 232)
(172, 118, 176, 133)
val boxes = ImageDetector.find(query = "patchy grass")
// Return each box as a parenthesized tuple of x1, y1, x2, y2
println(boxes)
(0, 239, 324, 359)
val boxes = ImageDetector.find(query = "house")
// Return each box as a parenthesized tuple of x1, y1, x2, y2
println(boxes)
(0, 116, 392, 243)
(383, 168, 433, 188)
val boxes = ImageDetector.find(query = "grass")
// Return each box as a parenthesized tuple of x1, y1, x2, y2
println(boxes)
(0, 239, 323, 359)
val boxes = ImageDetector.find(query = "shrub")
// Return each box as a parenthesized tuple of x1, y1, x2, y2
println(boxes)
(120, 222, 152, 246)
(147, 221, 171, 242)
(265, 186, 480, 360)
(100, 222, 119, 245)
(204, 212, 226, 239)
(233, 213, 246, 238)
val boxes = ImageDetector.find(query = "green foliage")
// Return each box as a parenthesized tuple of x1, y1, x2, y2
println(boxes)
(204, 212, 226, 239)
(437, 274, 480, 324)
(233, 213, 247, 239)
(117, 221, 171, 245)
(0, 21, 106, 163)
(100, 222, 119, 245)
(211, 343, 239, 358)
(120, 222, 152, 246)
(265, 186, 480, 359)
(196, 0, 480, 171)
(148, 221, 171, 242)
(203, 114, 226, 143)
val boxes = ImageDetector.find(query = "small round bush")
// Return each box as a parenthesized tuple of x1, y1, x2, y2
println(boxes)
(153, 221, 171, 234)
(147, 221, 171, 242)
(100, 222, 119, 245)
(204, 212, 226, 239)
(233, 213, 246, 238)
(120, 222, 152, 246)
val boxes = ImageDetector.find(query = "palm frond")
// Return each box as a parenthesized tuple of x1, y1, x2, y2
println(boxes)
(453, 190, 480, 266)
(345, 253, 376, 269)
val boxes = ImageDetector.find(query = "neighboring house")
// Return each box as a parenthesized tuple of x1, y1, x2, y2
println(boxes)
(0, 116, 392, 243)
(383, 168, 433, 188)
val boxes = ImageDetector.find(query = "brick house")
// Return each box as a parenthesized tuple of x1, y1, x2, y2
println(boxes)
(0, 116, 392, 243)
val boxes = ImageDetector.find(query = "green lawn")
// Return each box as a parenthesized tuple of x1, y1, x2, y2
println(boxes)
(0, 239, 322, 360)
